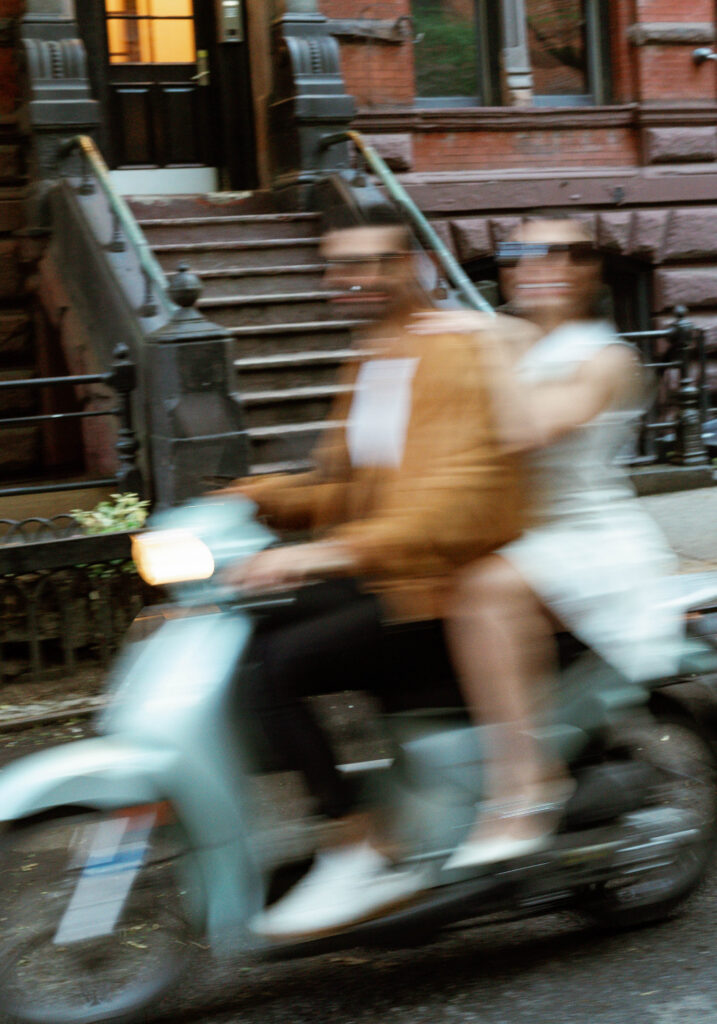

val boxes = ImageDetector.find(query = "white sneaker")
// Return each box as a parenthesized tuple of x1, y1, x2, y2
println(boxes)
(251, 842, 428, 941)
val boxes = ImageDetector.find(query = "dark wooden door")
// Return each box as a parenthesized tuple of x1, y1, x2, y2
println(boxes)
(103, 0, 217, 169)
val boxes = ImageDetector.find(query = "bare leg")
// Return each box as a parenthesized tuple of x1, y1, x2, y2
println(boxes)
(446, 555, 567, 847)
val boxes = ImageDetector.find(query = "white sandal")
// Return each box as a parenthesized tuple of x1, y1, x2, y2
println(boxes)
(443, 780, 576, 872)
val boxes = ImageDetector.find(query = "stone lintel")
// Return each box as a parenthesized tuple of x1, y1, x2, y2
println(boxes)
(628, 22, 714, 46)
(326, 19, 411, 45)
(451, 218, 492, 263)
(662, 208, 717, 261)
(655, 268, 717, 310)
(645, 127, 717, 165)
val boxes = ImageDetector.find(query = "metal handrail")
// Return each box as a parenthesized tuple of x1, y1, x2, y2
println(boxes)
(320, 130, 495, 315)
(58, 135, 175, 317)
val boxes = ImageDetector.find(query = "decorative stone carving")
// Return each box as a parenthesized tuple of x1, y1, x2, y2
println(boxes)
(18, 3, 101, 224)
(269, 10, 356, 196)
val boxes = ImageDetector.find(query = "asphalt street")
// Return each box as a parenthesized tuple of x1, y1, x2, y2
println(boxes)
(115, 872, 717, 1024)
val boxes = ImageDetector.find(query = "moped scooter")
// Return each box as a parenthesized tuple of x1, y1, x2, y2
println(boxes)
(1, 496, 717, 1024)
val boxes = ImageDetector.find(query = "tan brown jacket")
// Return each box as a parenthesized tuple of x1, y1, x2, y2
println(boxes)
(222, 312, 534, 621)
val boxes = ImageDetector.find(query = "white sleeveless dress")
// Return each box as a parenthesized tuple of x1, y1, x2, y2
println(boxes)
(499, 320, 682, 681)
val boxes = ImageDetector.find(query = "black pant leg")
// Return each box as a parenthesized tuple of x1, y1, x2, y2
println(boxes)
(242, 581, 385, 819)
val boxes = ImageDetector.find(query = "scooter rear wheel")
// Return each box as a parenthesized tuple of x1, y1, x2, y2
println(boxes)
(0, 806, 195, 1024)
(578, 713, 717, 930)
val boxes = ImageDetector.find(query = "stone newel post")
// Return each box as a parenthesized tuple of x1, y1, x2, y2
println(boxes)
(145, 265, 249, 508)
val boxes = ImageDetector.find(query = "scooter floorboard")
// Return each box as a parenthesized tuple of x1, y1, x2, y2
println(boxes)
(259, 808, 700, 961)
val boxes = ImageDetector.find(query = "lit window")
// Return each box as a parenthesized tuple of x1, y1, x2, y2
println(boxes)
(105, 0, 196, 65)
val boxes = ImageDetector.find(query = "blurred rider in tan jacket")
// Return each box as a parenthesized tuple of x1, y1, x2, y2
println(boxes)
(219, 207, 535, 940)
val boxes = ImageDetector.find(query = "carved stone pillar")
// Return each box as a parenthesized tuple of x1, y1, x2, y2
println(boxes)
(269, 5, 356, 203)
(19, 0, 101, 226)
(500, 0, 533, 107)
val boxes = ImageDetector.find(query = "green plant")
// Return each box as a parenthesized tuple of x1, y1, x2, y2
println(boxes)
(70, 493, 150, 536)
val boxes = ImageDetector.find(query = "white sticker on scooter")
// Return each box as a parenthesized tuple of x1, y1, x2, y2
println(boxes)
(53, 812, 155, 945)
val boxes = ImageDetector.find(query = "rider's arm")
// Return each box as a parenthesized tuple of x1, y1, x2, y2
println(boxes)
(214, 368, 358, 530)
(517, 344, 642, 450)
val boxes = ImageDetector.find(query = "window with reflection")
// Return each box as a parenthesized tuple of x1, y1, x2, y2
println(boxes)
(412, 1, 481, 104)
(411, 0, 608, 107)
(105, 0, 196, 65)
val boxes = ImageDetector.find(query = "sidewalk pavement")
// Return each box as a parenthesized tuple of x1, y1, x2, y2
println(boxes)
(640, 488, 717, 572)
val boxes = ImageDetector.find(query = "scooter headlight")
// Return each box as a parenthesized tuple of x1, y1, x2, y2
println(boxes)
(131, 529, 215, 586)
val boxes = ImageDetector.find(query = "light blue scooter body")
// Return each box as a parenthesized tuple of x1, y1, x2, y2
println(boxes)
(0, 498, 277, 952)
(0, 610, 266, 951)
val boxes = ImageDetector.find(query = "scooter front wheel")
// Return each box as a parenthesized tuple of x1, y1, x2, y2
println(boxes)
(0, 805, 195, 1024)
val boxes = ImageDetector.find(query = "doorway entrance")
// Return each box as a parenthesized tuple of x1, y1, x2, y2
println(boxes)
(103, 0, 218, 192)
(75, 0, 258, 193)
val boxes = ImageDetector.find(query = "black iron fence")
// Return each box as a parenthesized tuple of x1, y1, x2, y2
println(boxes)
(0, 341, 143, 499)
(622, 306, 711, 468)
(0, 525, 149, 681)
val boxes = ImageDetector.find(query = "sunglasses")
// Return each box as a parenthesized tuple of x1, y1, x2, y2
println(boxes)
(495, 241, 598, 267)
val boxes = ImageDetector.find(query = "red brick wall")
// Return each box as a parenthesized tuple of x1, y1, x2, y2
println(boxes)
(635, 0, 712, 20)
(318, 0, 415, 106)
(608, 0, 635, 104)
(412, 125, 638, 172)
(632, 0, 716, 101)
(636, 47, 714, 101)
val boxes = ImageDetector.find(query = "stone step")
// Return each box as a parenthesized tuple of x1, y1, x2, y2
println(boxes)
(0, 426, 41, 476)
(198, 292, 347, 329)
(198, 265, 327, 298)
(247, 420, 336, 467)
(154, 237, 323, 274)
(0, 367, 39, 415)
(0, 240, 22, 302)
(0, 310, 31, 360)
(127, 191, 279, 219)
(230, 320, 362, 358)
(0, 142, 25, 186)
(139, 212, 321, 245)
(240, 383, 350, 428)
(235, 348, 360, 390)
(0, 186, 26, 234)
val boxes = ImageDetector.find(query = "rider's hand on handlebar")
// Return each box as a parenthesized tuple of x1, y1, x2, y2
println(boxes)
(222, 541, 357, 592)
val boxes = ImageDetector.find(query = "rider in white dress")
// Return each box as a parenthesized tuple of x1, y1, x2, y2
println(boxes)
(500, 317, 680, 684)
(431, 216, 683, 870)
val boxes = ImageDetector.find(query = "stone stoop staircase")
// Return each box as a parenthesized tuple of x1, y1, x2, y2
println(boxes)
(0, 118, 39, 485)
(129, 193, 363, 476)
